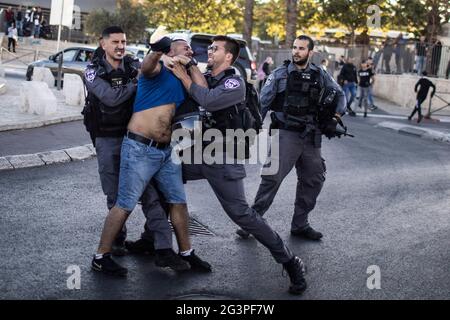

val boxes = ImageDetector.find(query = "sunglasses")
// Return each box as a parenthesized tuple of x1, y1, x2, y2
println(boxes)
(207, 45, 224, 53)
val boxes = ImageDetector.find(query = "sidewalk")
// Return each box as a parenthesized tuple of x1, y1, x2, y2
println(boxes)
(0, 70, 93, 171)
(1, 68, 449, 171)
(358, 98, 450, 144)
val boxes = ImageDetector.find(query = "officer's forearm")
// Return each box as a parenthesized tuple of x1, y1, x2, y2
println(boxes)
(142, 52, 163, 77)
(189, 66, 208, 88)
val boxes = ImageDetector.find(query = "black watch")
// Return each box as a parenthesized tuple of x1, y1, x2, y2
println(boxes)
(185, 58, 198, 69)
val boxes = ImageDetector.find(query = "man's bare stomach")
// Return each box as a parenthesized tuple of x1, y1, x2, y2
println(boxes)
(128, 104, 176, 143)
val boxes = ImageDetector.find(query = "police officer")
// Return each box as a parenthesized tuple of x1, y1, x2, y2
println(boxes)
(169, 35, 307, 295)
(83, 26, 182, 272)
(236, 35, 346, 241)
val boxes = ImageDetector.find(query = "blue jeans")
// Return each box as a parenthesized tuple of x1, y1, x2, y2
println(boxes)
(34, 25, 40, 38)
(116, 136, 186, 213)
(343, 82, 357, 108)
(368, 86, 374, 106)
(16, 20, 23, 36)
(415, 56, 426, 75)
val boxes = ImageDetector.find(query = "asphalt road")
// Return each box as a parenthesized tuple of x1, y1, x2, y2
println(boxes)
(0, 117, 449, 300)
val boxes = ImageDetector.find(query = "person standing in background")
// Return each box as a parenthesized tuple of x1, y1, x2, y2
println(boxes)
(15, 5, 24, 36)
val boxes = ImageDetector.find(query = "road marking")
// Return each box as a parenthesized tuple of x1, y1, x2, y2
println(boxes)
(355, 112, 450, 123)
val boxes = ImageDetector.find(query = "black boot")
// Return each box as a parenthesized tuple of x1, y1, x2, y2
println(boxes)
(291, 226, 323, 241)
(283, 256, 307, 295)
(155, 249, 190, 271)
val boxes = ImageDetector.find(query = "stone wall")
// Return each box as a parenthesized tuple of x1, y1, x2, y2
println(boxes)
(372, 74, 450, 111)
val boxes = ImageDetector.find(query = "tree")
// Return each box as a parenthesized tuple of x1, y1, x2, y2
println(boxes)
(253, 0, 319, 45)
(424, 0, 450, 41)
(243, 0, 255, 46)
(285, 0, 298, 47)
(319, 0, 389, 44)
(144, 0, 242, 34)
(85, 0, 148, 42)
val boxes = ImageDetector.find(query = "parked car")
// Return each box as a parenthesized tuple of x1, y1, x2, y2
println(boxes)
(26, 46, 96, 81)
(165, 32, 257, 84)
(126, 46, 149, 62)
(26, 45, 146, 81)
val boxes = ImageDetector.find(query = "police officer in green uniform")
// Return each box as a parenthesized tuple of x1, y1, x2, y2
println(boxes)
(236, 35, 346, 241)
(169, 35, 307, 295)
(83, 27, 175, 266)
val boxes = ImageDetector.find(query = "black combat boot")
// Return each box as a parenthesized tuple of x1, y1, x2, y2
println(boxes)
(291, 226, 323, 241)
(283, 256, 307, 295)
(155, 249, 190, 272)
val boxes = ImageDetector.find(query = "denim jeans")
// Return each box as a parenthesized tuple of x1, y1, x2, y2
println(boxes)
(116, 136, 186, 212)
(368, 86, 374, 106)
(415, 56, 426, 76)
(343, 82, 357, 108)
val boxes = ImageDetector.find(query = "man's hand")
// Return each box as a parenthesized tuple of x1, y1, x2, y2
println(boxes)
(172, 55, 191, 66)
(168, 62, 189, 79)
(161, 55, 176, 68)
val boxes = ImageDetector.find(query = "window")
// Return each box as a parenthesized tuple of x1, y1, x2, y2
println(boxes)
(76, 49, 93, 62)
(61, 49, 78, 62)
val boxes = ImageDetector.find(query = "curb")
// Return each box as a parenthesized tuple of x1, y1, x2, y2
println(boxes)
(0, 115, 83, 132)
(0, 144, 96, 172)
(376, 121, 450, 144)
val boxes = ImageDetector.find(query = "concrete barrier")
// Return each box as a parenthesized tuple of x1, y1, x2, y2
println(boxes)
(32, 67, 55, 88)
(0, 78, 6, 95)
(373, 74, 450, 111)
(63, 73, 85, 107)
(20, 81, 57, 116)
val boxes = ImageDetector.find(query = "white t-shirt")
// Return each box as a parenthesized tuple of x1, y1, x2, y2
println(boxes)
(8, 27, 18, 39)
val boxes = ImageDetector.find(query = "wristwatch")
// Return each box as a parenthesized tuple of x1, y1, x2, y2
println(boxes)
(185, 57, 198, 70)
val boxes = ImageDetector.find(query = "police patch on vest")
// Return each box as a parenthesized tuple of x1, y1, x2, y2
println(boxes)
(224, 79, 240, 89)
(85, 69, 96, 83)
(265, 74, 274, 86)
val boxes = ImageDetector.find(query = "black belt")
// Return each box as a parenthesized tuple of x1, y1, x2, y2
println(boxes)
(126, 131, 170, 149)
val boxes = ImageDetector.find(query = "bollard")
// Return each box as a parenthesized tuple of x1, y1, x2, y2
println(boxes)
(57, 52, 63, 90)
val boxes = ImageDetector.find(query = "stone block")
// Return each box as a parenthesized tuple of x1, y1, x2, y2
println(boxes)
(20, 81, 57, 115)
(32, 67, 55, 88)
(0, 78, 6, 95)
(63, 73, 85, 107)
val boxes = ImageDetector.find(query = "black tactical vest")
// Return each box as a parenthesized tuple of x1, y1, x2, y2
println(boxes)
(206, 70, 246, 134)
(269, 62, 322, 119)
(284, 69, 321, 118)
(86, 56, 138, 138)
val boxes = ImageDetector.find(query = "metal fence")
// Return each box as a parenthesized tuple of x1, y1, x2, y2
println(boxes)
(343, 42, 450, 79)
(255, 42, 450, 80)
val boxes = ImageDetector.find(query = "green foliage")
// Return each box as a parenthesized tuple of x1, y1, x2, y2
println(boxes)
(85, 0, 148, 41)
(145, 0, 242, 34)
